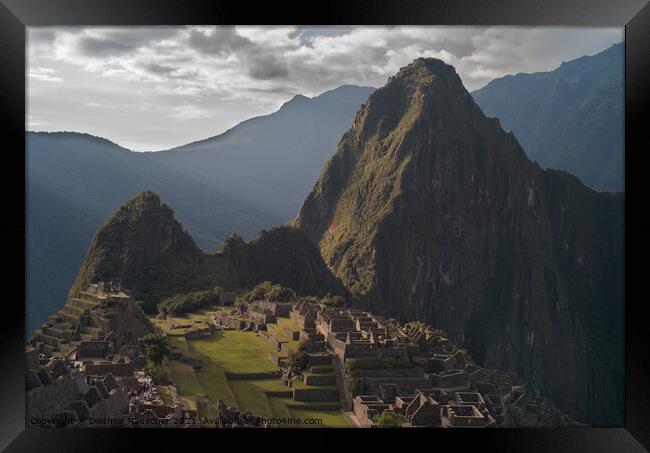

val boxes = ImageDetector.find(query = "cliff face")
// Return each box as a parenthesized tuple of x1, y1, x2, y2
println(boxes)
(219, 226, 347, 298)
(295, 58, 623, 425)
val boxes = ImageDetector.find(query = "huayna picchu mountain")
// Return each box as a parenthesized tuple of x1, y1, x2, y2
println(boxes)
(295, 58, 623, 426)
(70, 191, 345, 313)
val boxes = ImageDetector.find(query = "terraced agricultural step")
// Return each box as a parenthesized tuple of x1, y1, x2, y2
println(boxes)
(47, 321, 74, 331)
(70, 298, 98, 311)
(307, 353, 332, 366)
(286, 402, 341, 411)
(62, 305, 86, 316)
(309, 365, 334, 374)
(42, 326, 74, 340)
(292, 387, 339, 402)
(83, 325, 102, 335)
(38, 333, 61, 347)
(304, 373, 337, 386)
(47, 315, 63, 324)
(57, 312, 81, 325)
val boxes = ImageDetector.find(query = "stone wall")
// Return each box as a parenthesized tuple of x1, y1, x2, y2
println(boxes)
(26, 373, 89, 426)
(85, 362, 134, 377)
(78, 341, 109, 358)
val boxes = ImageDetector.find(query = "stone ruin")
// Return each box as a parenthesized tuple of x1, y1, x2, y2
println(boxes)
(26, 282, 192, 429)
(284, 302, 579, 428)
(210, 298, 297, 333)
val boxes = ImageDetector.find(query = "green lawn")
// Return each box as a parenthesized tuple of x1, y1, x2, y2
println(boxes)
(266, 323, 300, 353)
(193, 361, 237, 408)
(189, 331, 279, 374)
(167, 360, 206, 397)
(276, 316, 301, 332)
(161, 329, 350, 428)
(228, 380, 274, 417)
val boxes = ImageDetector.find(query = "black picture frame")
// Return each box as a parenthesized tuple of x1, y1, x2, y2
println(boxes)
(1, 0, 648, 451)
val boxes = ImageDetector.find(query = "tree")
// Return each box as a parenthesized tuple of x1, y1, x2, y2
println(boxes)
(372, 411, 408, 427)
(138, 334, 170, 368)
(321, 293, 345, 308)
(285, 341, 309, 373)
(242, 281, 297, 303)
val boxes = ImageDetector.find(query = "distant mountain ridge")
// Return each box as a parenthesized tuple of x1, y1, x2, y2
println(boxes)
(150, 85, 375, 220)
(26, 84, 374, 332)
(472, 43, 624, 192)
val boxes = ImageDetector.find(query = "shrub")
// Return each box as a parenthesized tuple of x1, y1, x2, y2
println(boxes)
(147, 363, 171, 385)
(372, 411, 408, 427)
(286, 341, 310, 372)
(158, 290, 220, 315)
(242, 281, 297, 303)
(320, 293, 345, 308)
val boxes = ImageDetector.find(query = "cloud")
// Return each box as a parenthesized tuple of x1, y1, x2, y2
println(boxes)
(27, 67, 62, 83)
(27, 26, 623, 150)
(248, 54, 289, 80)
(188, 26, 253, 56)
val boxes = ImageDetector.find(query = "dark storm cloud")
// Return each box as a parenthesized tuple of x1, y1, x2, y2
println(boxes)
(76, 27, 182, 57)
(248, 55, 289, 80)
(78, 36, 133, 56)
(143, 62, 177, 75)
(189, 27, 290, 81)
(188, 26, 254, 56)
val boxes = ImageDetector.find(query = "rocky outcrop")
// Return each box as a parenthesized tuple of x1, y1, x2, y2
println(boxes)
(295, 58, 623, 426)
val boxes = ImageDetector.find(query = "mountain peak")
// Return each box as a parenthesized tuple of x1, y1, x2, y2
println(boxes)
(390, 57, 460, 86)
(69, 191, 204, 305)
(296, 57, 623, 426)
(279, 94, 310, 110)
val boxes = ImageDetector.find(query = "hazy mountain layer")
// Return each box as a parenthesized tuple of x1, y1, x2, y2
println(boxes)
(149, 85, 375, 220)
(26, 85, 372, 332)
(472, 43, 624, 191)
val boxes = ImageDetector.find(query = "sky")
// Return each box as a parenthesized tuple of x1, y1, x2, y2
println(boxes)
(27, 26, 623, 151)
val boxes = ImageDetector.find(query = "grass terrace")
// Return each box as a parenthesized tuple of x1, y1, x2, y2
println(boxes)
(150, 312, 351, 428)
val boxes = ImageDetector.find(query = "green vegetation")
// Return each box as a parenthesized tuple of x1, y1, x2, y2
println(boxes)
(167, 360, 205, 397)
(372, 411, 408, 427)
(191, 331, 279, 374)
(149, 312, 350, 428)
(138, 334, 170, 368)
(240, 281, 296, 303)
(285, 341, 309, 373)
(158, 289, 220, 315)
(147, 362, 172, 385)
(319, 293, 345, 308)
